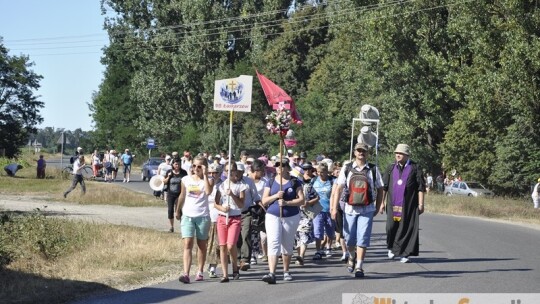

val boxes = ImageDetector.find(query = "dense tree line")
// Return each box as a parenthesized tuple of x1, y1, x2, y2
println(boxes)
(90, 0, 540, 195)
(0, 39, 44, 158)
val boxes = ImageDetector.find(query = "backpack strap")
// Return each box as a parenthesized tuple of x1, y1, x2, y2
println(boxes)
(343, 162, 353, 189)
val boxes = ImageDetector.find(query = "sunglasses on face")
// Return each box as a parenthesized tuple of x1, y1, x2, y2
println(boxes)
(194, 165, 203, 169)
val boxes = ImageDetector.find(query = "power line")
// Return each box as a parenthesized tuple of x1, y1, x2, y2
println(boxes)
(5, 0, 410, 48)
(9, 0, 472, 56)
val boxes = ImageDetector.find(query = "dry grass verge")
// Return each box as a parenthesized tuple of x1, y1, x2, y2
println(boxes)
(0, 213, 182, 304)
(425, 194, 540, 226)
(0, 174, 161, 207)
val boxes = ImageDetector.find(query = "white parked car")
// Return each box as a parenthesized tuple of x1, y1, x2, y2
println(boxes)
(444, 181, 494, 197)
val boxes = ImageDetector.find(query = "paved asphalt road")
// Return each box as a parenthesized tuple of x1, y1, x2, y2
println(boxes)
(69, 213, 540, 304)
(7, 158, 540, 303)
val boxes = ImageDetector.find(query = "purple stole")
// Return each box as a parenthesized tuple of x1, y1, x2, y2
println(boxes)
(392, 162, 412, 222)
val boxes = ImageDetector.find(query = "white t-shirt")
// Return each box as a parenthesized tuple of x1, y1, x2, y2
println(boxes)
(208, 179, 222, 222)
(336, 162, 383, 215)
(182, 161, 192, 174)
(217, 180, 247, 217)
(253, 177, 267, 199)
(92, 154, 100, 165)
(240, 176, 261, 212)
(532, 183, 540, 199)
(72, 159, 83, 175)
(158, 162, 172, 177)
(109, 155, 118, 169)
(181, 175, 210, 218)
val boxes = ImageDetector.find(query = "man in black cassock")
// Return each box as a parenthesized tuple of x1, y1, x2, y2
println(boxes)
(380, 144, 425, 263)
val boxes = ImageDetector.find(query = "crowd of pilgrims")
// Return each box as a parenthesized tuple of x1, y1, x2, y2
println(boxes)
(154, 144, 424, 284)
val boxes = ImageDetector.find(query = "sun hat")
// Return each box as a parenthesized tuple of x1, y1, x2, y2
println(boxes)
(394, 144, 411, 155)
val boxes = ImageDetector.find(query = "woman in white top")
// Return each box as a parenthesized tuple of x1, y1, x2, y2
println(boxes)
(175, 156, 213, 284)
(214, 162, 246, 283)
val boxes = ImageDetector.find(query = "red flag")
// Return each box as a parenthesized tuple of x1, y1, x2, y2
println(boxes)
(256, 71, 302, 125)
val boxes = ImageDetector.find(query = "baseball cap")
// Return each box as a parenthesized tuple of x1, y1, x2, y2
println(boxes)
(354, 142, 369, 151)
(274, 159, 291, 168)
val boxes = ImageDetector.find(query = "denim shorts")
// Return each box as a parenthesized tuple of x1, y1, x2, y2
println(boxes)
(312, 211, 336, 240)
(180, 215, 211, 240)
(343, 211, 374, 248)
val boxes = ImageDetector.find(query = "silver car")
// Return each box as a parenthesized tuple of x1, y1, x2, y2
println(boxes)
(444, 181, 494, 197)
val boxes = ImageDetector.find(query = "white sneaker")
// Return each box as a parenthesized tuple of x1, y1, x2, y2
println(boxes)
(283, 272, 293, 281)
(123, 179, 126, 183)
(400, 257, 410, 263)
(388, 250, 395, 259)
(324, 248, 332, 256)
(340, 252, 349, 261)
(250, 257, 257, 265)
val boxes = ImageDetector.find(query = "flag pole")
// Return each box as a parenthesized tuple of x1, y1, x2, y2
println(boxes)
(226, 110, 233, 225)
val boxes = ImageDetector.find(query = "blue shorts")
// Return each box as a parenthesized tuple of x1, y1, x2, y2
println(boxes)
(312, 211, 335, 240)
(180, 215, 211, 240)
(343, 211, 374, 248)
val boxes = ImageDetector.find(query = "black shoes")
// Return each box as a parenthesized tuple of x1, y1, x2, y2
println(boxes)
(262, 273, 276, 284)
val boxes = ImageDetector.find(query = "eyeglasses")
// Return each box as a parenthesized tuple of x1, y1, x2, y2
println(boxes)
(194, 165, 203, 169)
(356, 149, 367, 153)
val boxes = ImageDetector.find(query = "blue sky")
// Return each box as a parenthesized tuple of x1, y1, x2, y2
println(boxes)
(1, 0, 108, 131)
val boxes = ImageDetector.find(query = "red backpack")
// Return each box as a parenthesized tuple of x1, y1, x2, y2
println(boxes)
(341, 163, 376, 206)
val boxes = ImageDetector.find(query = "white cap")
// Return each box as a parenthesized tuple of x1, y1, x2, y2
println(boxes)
(236, 162, 245, 171)
(77, 147, 83, 152)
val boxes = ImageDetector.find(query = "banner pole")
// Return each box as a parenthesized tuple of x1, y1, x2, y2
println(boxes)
(226, 110, 233, 225)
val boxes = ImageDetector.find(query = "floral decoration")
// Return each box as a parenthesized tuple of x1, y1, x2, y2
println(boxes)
(265, 104, 292, 135)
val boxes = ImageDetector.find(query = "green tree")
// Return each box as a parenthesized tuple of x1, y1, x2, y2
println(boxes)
(0, 39, 43, 158)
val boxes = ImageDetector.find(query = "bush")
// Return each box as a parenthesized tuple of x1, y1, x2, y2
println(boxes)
(0, 210, 85, 267)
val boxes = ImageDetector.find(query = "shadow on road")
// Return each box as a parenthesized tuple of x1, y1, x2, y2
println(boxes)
(0, 268, 118, 304)
(71, 287, 200, 304)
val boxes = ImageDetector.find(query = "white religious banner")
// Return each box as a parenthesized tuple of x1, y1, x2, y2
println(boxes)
(213, 75, 253, 112)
